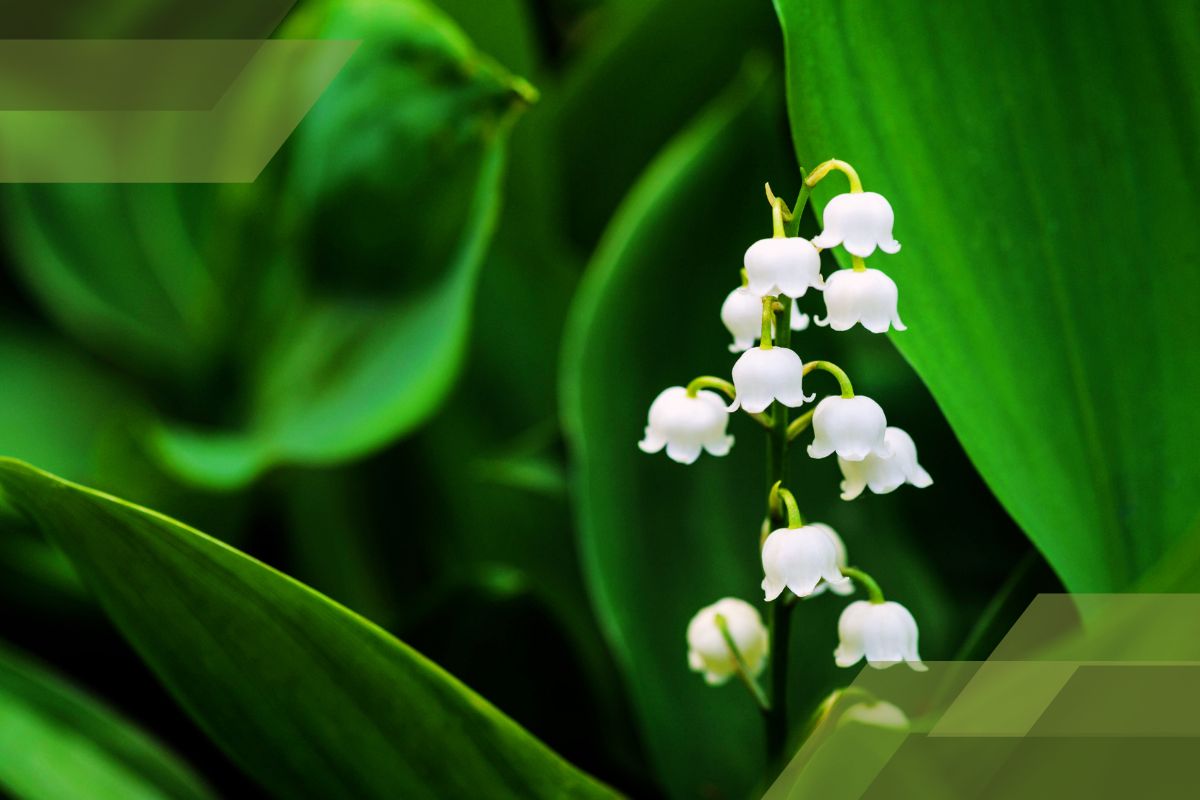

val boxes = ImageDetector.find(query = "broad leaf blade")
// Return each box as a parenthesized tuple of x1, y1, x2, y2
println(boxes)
(0, 640, 214, 800)
(0, 459, 616, 800)
(150, 0, 532, 488)
(775, 0, 1200, 590)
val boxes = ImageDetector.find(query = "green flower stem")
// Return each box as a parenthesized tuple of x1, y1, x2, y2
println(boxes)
(802, 360, 855, 398)
(740, 268, 749, 287)
(748, 411, 775, 431)
(841, 567, 886, 604)
(714, 614, 771, 712)
(769, 482, 804, 529)
(762, 185, 813, 767)
(805, 158, 864, 193)
(786, 408, 815, 442)
(685, 375, 735, 399)
(759, 296, 776, 349)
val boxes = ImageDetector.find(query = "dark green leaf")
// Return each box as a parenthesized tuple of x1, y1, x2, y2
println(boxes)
(150, 0, 535, 488)
(0, 458, 617, 799)
(774, 0, 1200, 590)
(0, 639, 214, 800)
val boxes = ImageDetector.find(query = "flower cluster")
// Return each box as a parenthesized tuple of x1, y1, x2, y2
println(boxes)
(642, 161, 932, 724)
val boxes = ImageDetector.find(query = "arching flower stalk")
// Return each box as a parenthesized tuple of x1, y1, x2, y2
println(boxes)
(635, 160, 932, 766)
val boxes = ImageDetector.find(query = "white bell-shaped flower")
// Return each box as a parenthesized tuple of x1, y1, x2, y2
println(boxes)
(638, 387, 733, 464)
(686, 598, 769, 685)
(720, 287, 764, 353)
(834, 600, 927, 671)
(816, 268, 906, 334)
(721, 289, 811, 353)
(761, 525, 850, 601)
(807, 395, 889, 461)
(729, 347, 813, 414)
(839, 700, 910, 730)
(812, 192, 900, 257)
(807, 523, 855, 597)
(743, 238, 824, 298)
(839, 427, 933, 500)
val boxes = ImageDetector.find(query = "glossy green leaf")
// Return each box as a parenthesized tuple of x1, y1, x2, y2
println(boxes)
(150, 0, 534, 488)
(0, 458, 617, 799)
(775, 0, 1200, 590)
(0, 639, 214, 800)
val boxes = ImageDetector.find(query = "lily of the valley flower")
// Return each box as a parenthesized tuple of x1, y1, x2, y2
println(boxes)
(807, 523, 855, 597)
(816, 268, 906, 334)
(761, 525, 850, 600)
(729, 347, 813, 414)
(839, 427, 933, 500)
(743, 237, 824, 298)
(834, 600, 927, 671)
(839, 700, 910, 730)
(808, 396, 889, 461)
(721, 288, 811, 353)
(687, 598, 769, 685)
(638, 387, 733, 464)
(811, 192, 900, 257)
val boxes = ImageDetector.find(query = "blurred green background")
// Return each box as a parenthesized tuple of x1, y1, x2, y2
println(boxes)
(1, 0, 1197, 798)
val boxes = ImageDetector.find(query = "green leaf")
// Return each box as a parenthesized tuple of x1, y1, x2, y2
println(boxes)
(775, 0, 1200, 590)
(552, 0, 778, 245)
(2, 184, 225, 377)
(150, 0, 535, 489)
(560, 68, 793, 799)
(0, 323, 147, 485)
(0, 639, 214, 800)
(0, 458, 618, 800)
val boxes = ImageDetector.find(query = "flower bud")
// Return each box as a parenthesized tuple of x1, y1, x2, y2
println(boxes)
(729, 347, 813, 414)
(638, 387, 733, 464)
(761, 525, 850, 601)
(807, 396, 889, 461)
(816, 268, 906, 334)
(834, 600, 927, 671)
(743, 238, 824, 298)
(686, 598, 769, 685)
(838, 427, 933, 500)
(811, 192, 900, 257)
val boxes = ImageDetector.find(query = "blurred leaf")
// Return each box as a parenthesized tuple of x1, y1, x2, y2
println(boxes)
(151, 0, 535, 489)
(775, 0, 1200, 590)
(2, 184, 225, 377)
(0, 323, 147, 484)
(0, 639, 214, 800)
(0, 458, 617, 800)
(552, 0, 778, 245)
(560, 67, 792, 799)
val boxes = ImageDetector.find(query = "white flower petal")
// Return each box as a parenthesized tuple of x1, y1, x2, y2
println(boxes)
(836, 600, 924, 671)
(744, 238, 823, 298)
(814, 192, 900, 258)
(762, 526, 845, 600)
(639, 387, 733, 463)
(731, 347, 809, 414)
(820, 268, 904, 335)
(808, 396, 888, 462)
(686, 598, 769, 685)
